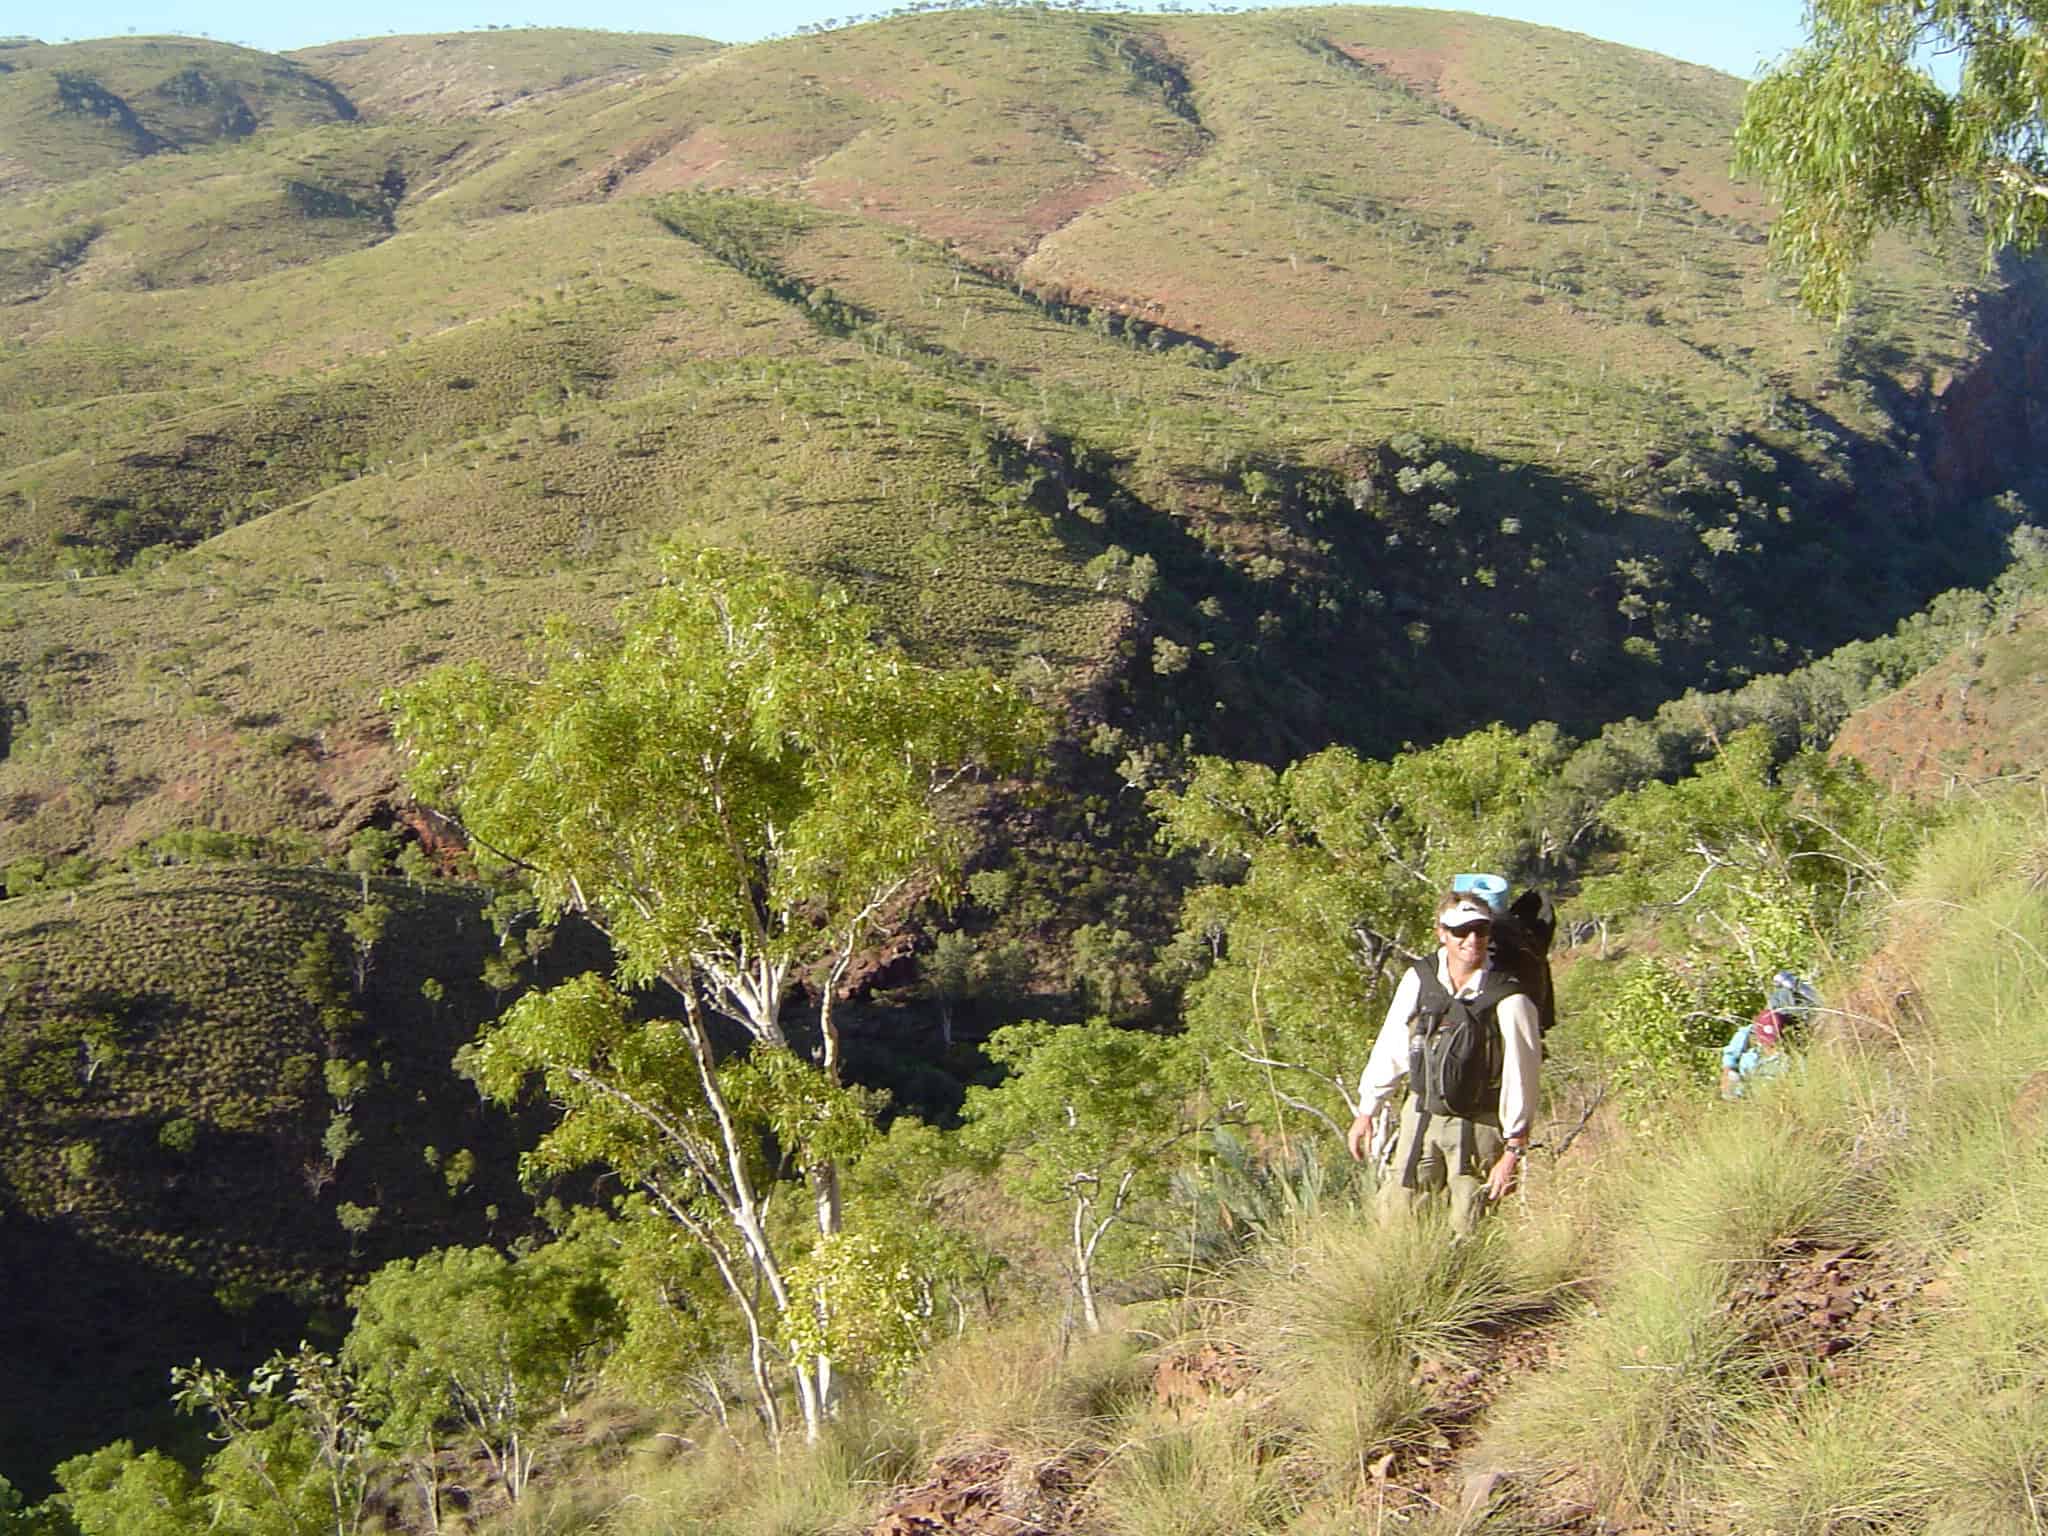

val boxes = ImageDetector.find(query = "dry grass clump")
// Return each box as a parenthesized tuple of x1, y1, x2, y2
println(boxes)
(1093, 1401, 1304, 1536)
(907, 1313, 1150, 1455)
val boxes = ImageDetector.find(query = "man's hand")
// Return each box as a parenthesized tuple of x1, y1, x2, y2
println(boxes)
(1346, 1111, 1375, 1162)
(1485, 1144, 1523, 1202)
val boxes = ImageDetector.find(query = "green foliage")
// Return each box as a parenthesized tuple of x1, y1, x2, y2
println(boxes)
(395, 544, 1044, 1438)
(322, 1115, 359, 1171)
(58, 1140, 96, 1182)
(1591, 957, 1733, 1112)
(289, 937, 344, 1010)
(334, 1201, 378, 1256)
(1735, 0, 2048, 316)
(1153, 723, 1569, 1135)
(340, 900, 389, 993)
(321, 1058, 369, 1113)
(52, 1441, 203, 1536)
(342, 828, 396, 890)
(963, 1018, 1194, 1328)
(441, 1146, 476, 1198)
(1586, 724, 1918, 940)
(169, 1346, 377, 1536)
(471, 968, 876, 1434)
(965, 1019, 1192, 1207)
(4, 6, 2045, 1503)
(470, 973, 705, 1183)
(1068, 922, 1150, 1020)
(392, 544, 1043, 1023)
(1579, 725, 1925, 1106)
(779, 1229, 934, 1399)
(0, 859, 551, 1488)
(344, 1240, 618, 1502)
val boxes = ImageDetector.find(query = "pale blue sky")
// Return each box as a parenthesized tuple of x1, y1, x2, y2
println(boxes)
(33, 1, 1809, 82)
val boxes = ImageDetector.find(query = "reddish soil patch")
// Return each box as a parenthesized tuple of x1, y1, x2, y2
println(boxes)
(1725, 1239, 1932, 1386)
(1152, 1339, 1257, 1416)
(1831, 608, 2048, 799)
(314, 724, 401, 837)
(564, 129, 694, 199)
(1331, 40, 1459, 97)
(1019, 171, 1143, 253)
(613, 128, 744, 195)
(2015, 1069, 2048, 1141)
(1372, 1320, 1568, 1525)
(867, 1446, 1098, 1536)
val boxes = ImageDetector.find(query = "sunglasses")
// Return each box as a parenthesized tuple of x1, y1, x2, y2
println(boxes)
(1440, 923, 1491, 940)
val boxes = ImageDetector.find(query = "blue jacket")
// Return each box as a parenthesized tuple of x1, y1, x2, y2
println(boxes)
(1720, 1025, 1788, 1095)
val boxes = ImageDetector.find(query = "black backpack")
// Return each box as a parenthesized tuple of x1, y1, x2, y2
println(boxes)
(1494, 889, 1558, 1037)
(1403, 889, 1558, 1122)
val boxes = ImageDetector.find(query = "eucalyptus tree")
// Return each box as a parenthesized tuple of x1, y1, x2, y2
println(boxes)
(1736, 0, 2048, 317)
(961, 1018, 1195, 1333)
(390, 546, 1042, 1440)
(344, 1242, 617, 1515)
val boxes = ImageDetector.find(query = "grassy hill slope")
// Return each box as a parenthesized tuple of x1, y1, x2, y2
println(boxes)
(0, 36, 355, 193)
(287, 29, 723, 123)
(4, 6, 2047, 1499)
(0, 860, 600, 1486)
(2, 7, 2038, 869)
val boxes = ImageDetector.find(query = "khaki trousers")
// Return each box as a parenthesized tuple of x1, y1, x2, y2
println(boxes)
(1375, 1096, 1504, 1238)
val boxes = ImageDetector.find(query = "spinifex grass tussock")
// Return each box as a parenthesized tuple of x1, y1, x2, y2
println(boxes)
(906, 1314, 1149, 1454)
(1234, 1212, 1562, 1482)
(1473, 1103, 1874, 1517)
(564, 1409, 923, 1536)
(1911, 1162, 2048, 1533)
(1708, 1103, 2048, 1532)
(1479, 1259, 1765, 1519)
(1704, 1380, 1936, 1536)
(1477, 789, 2048, 1528)
(1700, 792, 2048, 1531)
(1094, 1401, 1304, 1536)
(1873, 794, 2048, 1240)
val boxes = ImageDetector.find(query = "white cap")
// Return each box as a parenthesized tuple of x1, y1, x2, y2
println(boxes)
(1440, 898, 1494, 932)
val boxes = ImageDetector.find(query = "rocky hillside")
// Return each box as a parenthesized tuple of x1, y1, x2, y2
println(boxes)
(3, 3, 2047, 1499)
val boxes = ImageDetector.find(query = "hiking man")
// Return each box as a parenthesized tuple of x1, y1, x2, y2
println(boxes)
(1345, 891, 1542, 1235)
(1719, 1008, 1789, 1099)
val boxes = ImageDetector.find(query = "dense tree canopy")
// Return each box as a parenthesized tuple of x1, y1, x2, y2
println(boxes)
(391, 546, 1043, 1441)
(392, 545, 1044, 1062)
(1736, 0, 2048, 316)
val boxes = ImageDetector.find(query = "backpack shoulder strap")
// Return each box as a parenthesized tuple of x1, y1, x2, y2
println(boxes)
(1409, 956, 1451, 1013)
(1468, 969, 1528, 1015)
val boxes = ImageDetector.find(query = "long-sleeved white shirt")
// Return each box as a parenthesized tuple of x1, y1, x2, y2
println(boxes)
(1355, 952, 1542, 1139)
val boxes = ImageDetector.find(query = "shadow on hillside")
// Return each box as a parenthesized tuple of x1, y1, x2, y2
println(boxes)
(1010, 351, 2039, 767)
(0, 1211, 299, 1497)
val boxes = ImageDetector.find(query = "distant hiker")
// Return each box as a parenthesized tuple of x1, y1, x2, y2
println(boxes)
(1345, 890, 1542, 1236)
(1720, 1009, 1789, 1099)
(1768, 969, 1821, 1022)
